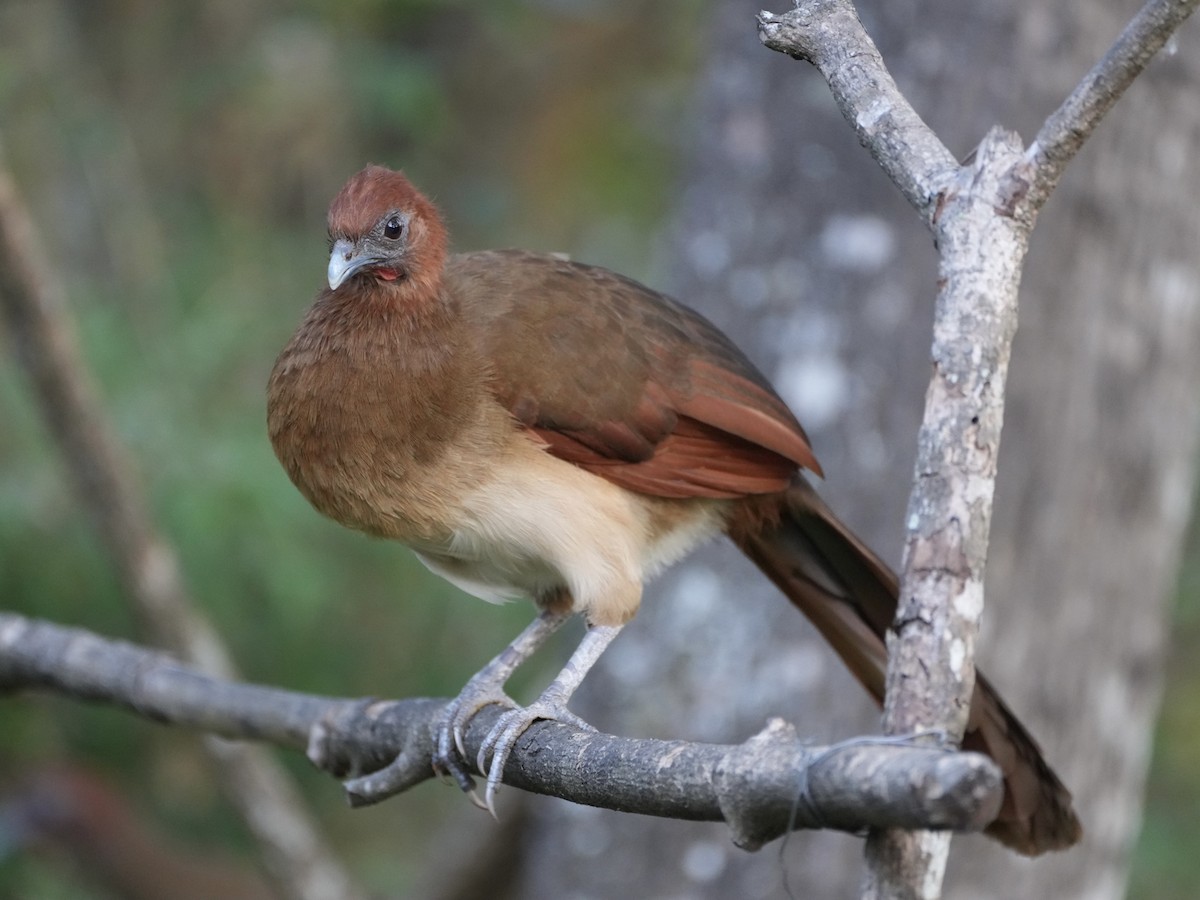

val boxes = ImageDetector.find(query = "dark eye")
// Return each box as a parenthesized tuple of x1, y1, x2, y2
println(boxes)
(383, 216, 404, 240)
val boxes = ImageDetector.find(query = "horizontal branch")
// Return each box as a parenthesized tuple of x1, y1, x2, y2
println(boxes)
(0, 612, 1003, 849)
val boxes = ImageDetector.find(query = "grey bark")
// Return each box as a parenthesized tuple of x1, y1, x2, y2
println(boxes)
(512, 2, 1200, 899)
(0, 612, 1006, 844)
(951, 3, 1200, 895)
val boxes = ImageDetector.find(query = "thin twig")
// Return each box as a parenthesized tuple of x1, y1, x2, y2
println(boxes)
(757, 0, 959, 220)
(1022, 0, 1200, 210)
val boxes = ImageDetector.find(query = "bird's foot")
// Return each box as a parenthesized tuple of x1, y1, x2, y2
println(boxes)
(432, 674, 517, 802)
(434, 620, 620, 815)
(473, 623, 621, 813)
(429, 610, 574, 807)
(476, 690, 597, 815)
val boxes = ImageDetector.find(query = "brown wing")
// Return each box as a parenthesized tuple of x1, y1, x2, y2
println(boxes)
(446, 249, 821, 499)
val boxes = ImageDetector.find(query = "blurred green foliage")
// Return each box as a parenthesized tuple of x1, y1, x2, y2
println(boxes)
(0, 0, 702, 895)
(2, 1, 1198, 897)
(1129, 543, 1200, 900)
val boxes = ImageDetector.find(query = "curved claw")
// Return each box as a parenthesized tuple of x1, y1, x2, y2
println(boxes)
(427, 610, 573, 803)
(432, 618, 620, 814)
(431, 750, 476, 795)
(432, 680, 516, 795)
(476, 701, 598, 814)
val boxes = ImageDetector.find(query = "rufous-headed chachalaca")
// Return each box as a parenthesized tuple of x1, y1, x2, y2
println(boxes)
(267, 165, 1082, 855)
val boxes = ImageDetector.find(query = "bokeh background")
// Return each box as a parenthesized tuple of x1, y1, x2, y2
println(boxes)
(1, 1, 1197, 897)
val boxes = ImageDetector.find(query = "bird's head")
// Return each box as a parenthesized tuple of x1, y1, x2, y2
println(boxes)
(324, 166, 448, 295)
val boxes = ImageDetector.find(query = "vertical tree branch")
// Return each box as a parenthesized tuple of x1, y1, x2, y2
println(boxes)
(760, 6, 1027, 892)
(862, 125, 1028, 900)
(0, 139, 366, 900)
(761, 0, 1197, 895)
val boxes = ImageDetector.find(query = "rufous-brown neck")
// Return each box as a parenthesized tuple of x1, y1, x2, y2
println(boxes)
(267, 277, 498, 542)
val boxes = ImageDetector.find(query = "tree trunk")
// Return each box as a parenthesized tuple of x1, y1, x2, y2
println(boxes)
(511, 2, 1200, 897)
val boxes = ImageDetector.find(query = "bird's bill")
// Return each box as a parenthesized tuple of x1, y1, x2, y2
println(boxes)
(327, 239, 380, 290)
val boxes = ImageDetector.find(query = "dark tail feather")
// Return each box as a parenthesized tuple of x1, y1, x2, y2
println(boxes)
(732, 480, 1082, 855)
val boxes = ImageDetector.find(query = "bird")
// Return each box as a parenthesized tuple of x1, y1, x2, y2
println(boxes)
(267, 164, 1082, 855)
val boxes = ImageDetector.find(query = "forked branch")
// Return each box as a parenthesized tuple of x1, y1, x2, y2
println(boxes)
(757, 0, 1196, 896)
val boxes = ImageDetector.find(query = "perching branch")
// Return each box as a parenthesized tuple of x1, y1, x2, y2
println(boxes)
(0, 141, 365, 900)
(758, 0, 1197, 896)
(0, 611, 1004, 848)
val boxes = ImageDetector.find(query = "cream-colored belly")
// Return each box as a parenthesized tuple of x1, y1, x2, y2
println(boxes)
(413, 437, 730, 626)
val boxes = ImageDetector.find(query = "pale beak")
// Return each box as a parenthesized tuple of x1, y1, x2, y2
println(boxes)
(327, 239, 379, 290)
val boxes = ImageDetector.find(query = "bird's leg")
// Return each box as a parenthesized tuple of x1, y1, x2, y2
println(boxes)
(477, 622, 622, 814)
(433, 608, 571, 795)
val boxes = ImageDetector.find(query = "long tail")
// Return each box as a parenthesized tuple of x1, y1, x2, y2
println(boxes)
(731, 480, 1082, 855)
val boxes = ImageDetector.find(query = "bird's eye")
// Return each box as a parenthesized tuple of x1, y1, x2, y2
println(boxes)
(383, 216, 404, 240)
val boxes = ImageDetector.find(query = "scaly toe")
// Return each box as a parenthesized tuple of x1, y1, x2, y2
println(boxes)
(433, 682, 517, 795)
(476, 700, 599, 813)
(478, 708, 538, 814)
